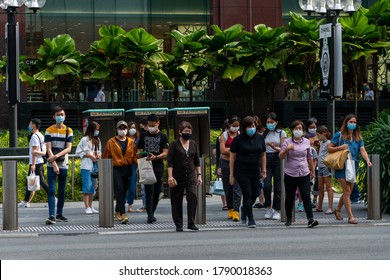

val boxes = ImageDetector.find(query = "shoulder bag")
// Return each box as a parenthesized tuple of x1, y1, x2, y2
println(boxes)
(323, 133, 349, 170)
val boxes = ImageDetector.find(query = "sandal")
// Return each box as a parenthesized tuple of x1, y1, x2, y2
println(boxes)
(316, 208, 323, 212)
(334, 210, 343, 220)
(348, 217, 358, 224)
(325, 209, 334, 215)
(222, 206, 228, 211)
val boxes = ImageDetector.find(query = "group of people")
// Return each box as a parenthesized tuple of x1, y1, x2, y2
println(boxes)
(19, 105, 372, 230)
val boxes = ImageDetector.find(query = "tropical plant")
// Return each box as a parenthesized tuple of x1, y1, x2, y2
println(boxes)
(34, 34, 81, 103)
(0, 55, 35, 85)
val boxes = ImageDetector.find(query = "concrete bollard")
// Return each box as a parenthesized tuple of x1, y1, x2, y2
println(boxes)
(98, 159, 114, 227)
(2, 161, 18, 230)
(367, 154, 381, 220)
(195, 157, 206, 224)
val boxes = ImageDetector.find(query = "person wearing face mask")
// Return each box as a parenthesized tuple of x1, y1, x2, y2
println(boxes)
(44, 106, 73, 224)
(363, 83, 374, 101)
(137, 114, 169, 224)
(262, 112, 287, 221)
(103, 120, 136, 224)
(328, 114, 372, 224)
(167, 121, 202, 231)
(220, 115, 242, 221)
(229, 116, 266, 228)
(94, 83, 105, 102)
(76, 121, 101, 215)
(18, 118, 50, 208)
(279, 120, 318, 228)
(125, 121, 140, 213)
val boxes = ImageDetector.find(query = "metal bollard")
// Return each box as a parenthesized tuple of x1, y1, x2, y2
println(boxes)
(98, 159, 114, 227)
(280, 159, 295, 223)
(367, 154, 381, 220)
(2, 161, 18, 230)
(195, 157, 206, 224)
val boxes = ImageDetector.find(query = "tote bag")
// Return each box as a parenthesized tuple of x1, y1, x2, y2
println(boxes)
(210, 179, 224, 196)
(138, 157, 157, 185)
(27, 172, 40, 191)
(345, 154, 356, 183)
(323, 149, 349, 170)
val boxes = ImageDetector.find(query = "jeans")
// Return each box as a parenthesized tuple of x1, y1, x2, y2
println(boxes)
(350, 182, 361, 202)
(24, 164, 49, 202)
(221, 159, 242, 211)
(284, 174, 313, 221)
(264, 153, 281, 210)
(144, 171, 163, 219)
(126, 163, 138, 205)
(170, 179, 197, 227)
(47, 167, 68, 217)
(113, 166, 131, 214)
(235, 176, 259, 221)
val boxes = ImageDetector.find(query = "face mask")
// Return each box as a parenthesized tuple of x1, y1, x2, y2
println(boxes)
(293, 130, 303, 138)
(266, 123, 276, 131)
(181, 133, 191, 140)
(55, 116, 65, 123)
(308, 128, 317, 134)
(148, 127, 158, 134)
(347, 123, 356, 131)
(246, 127, 256, 137)
(94, 131, 99, 137)
(117, 129, 127, 137)
(28, 124, 33, 132)
(364, 85, 369, 91)
(129, 128, 137, 136)
(230, 126, 239, 133)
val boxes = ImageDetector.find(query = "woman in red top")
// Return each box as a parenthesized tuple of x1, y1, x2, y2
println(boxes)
(219, 115, 242, 221)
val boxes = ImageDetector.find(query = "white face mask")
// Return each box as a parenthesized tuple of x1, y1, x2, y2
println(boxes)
(117, 129, 127, 137)
(308, 128, 317, 134)
(129, 128, 137, 136)
(230, 126, 239, 133)
(148, 127, 158, 134)
(293, 130, 303, 138)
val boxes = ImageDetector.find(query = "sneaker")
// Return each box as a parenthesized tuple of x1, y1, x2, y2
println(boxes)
(312, 200, 318, 208)
(188, 224, 199, 231)
(147, 216, 157, 224)
(18, 201, 29, 208)
(85, 207, 93, 215)
(227, 209, 234, 219)
(308, 218, 319, 228)
(91, 207, 99, 214)
(271, 210, 281, 220)
(264, 208, 274, 219)
(285, 219, 292, 226)
(45, 216, 56, 225)
(114, 212, 122, 221)
(297, 203, 304, 212)
(159, 192, 164, 201)
(55, 214, 68, 222)
(240, 206, 247, 224)
(121, 214, 129, 224)
(136, 207, 146, 213)
(247, 219, 256, 228)
(232, 211, 239, 222)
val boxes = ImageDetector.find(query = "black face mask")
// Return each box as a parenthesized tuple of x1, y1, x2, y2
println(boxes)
(181, 133, 191, 140)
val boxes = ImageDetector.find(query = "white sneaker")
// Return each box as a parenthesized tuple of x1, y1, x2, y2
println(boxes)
(85, 207, 93, 215)
(91, 207, 99, 214)
(271, 210, 281, 220)
(18, 201, 30, 208)
(264, 208, 274, 219)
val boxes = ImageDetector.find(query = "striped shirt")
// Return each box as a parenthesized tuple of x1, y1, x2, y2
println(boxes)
(44, 124, 73, 169)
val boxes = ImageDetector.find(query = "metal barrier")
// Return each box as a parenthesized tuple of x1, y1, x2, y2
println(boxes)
(2, 161, 18, 230)
(367, 154, 381, 220)
(98, 159, 114, 227)
(195, 157, 206, 224)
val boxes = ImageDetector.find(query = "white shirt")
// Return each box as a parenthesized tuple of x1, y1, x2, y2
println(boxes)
(29, 132, 46, 165)
(95, 89, 105, 102)
(264, 129, 287, 153)
(76, 136, 102, 171)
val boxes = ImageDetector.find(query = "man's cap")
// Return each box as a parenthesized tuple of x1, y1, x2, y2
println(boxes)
(116, 120, 128, 128)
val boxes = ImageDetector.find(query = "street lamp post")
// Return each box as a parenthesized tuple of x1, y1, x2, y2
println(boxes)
(1, 0, 46, 147)
(299, 0, 361, 134)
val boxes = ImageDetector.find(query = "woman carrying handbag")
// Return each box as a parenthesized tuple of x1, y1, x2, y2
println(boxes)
(328, 114, 372, 224)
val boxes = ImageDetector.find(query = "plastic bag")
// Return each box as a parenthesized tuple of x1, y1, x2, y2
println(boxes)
(27, 172, 40, 191)
(138, 158, 157, 185)
(345, 154, 356, 183)
(209, 179, 224, 196)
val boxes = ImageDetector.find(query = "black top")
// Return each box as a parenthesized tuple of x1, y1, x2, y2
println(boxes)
(137, 131, 169, 173)
(230, 133, 266, 178)
(167, 139, 200, 182)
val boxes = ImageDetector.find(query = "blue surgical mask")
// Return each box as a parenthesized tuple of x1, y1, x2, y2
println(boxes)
(266, 123, 276, 131)
(246, 127, 256, 137)
(347, 123, 356, 130)
(28, 124, 33, 132)
(94, 131, 99, 137)
(55, 116, 65, 124)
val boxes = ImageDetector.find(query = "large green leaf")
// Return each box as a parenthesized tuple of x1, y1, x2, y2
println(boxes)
(242, 64, 259, 84)
(34, 69, 55, 82)
(222, 64, 244, 81)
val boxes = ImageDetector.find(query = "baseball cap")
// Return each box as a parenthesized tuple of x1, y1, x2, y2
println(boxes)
(116, 120, 128, 128)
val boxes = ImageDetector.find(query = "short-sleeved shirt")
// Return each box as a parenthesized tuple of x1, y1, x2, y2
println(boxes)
(330, 131, 364, 162)
(230, 133, 266, 178)
(280, 137, 313, 177)
(29, 132, 46, 165)
(44, 124, 74, 169)
(365, 90, 374, 100)
(264, 129, 287, 153)
(318, 140, 330, 168)
(137, 131, 169, 173)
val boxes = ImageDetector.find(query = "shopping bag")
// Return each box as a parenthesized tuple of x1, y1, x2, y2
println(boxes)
(345, 154, 356, 183)
(138, 157, 157, 185)
(27, 172, 40, 191)
(324, 149, 349, 170)
(210, 179, 224, 196)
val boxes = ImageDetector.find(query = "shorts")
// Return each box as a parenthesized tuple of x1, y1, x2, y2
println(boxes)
(318, 166, 332, 177)
(81, 169, 95, 194)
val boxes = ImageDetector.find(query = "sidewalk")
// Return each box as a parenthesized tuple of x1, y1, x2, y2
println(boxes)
(1, 194, 389, 236)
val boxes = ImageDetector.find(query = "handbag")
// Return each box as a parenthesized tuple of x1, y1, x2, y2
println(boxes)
(323, 133, 349, 170)
(345, 154, 356, 183)
(210, 179, 224, 196)
(27, 172, 40, 191)
(138, 157, 157, 185)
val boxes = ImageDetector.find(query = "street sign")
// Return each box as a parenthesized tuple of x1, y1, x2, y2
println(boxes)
(320, 23, 332, 39)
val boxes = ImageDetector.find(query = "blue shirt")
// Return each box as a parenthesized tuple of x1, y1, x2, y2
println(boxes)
(330, 131, 364, 161)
